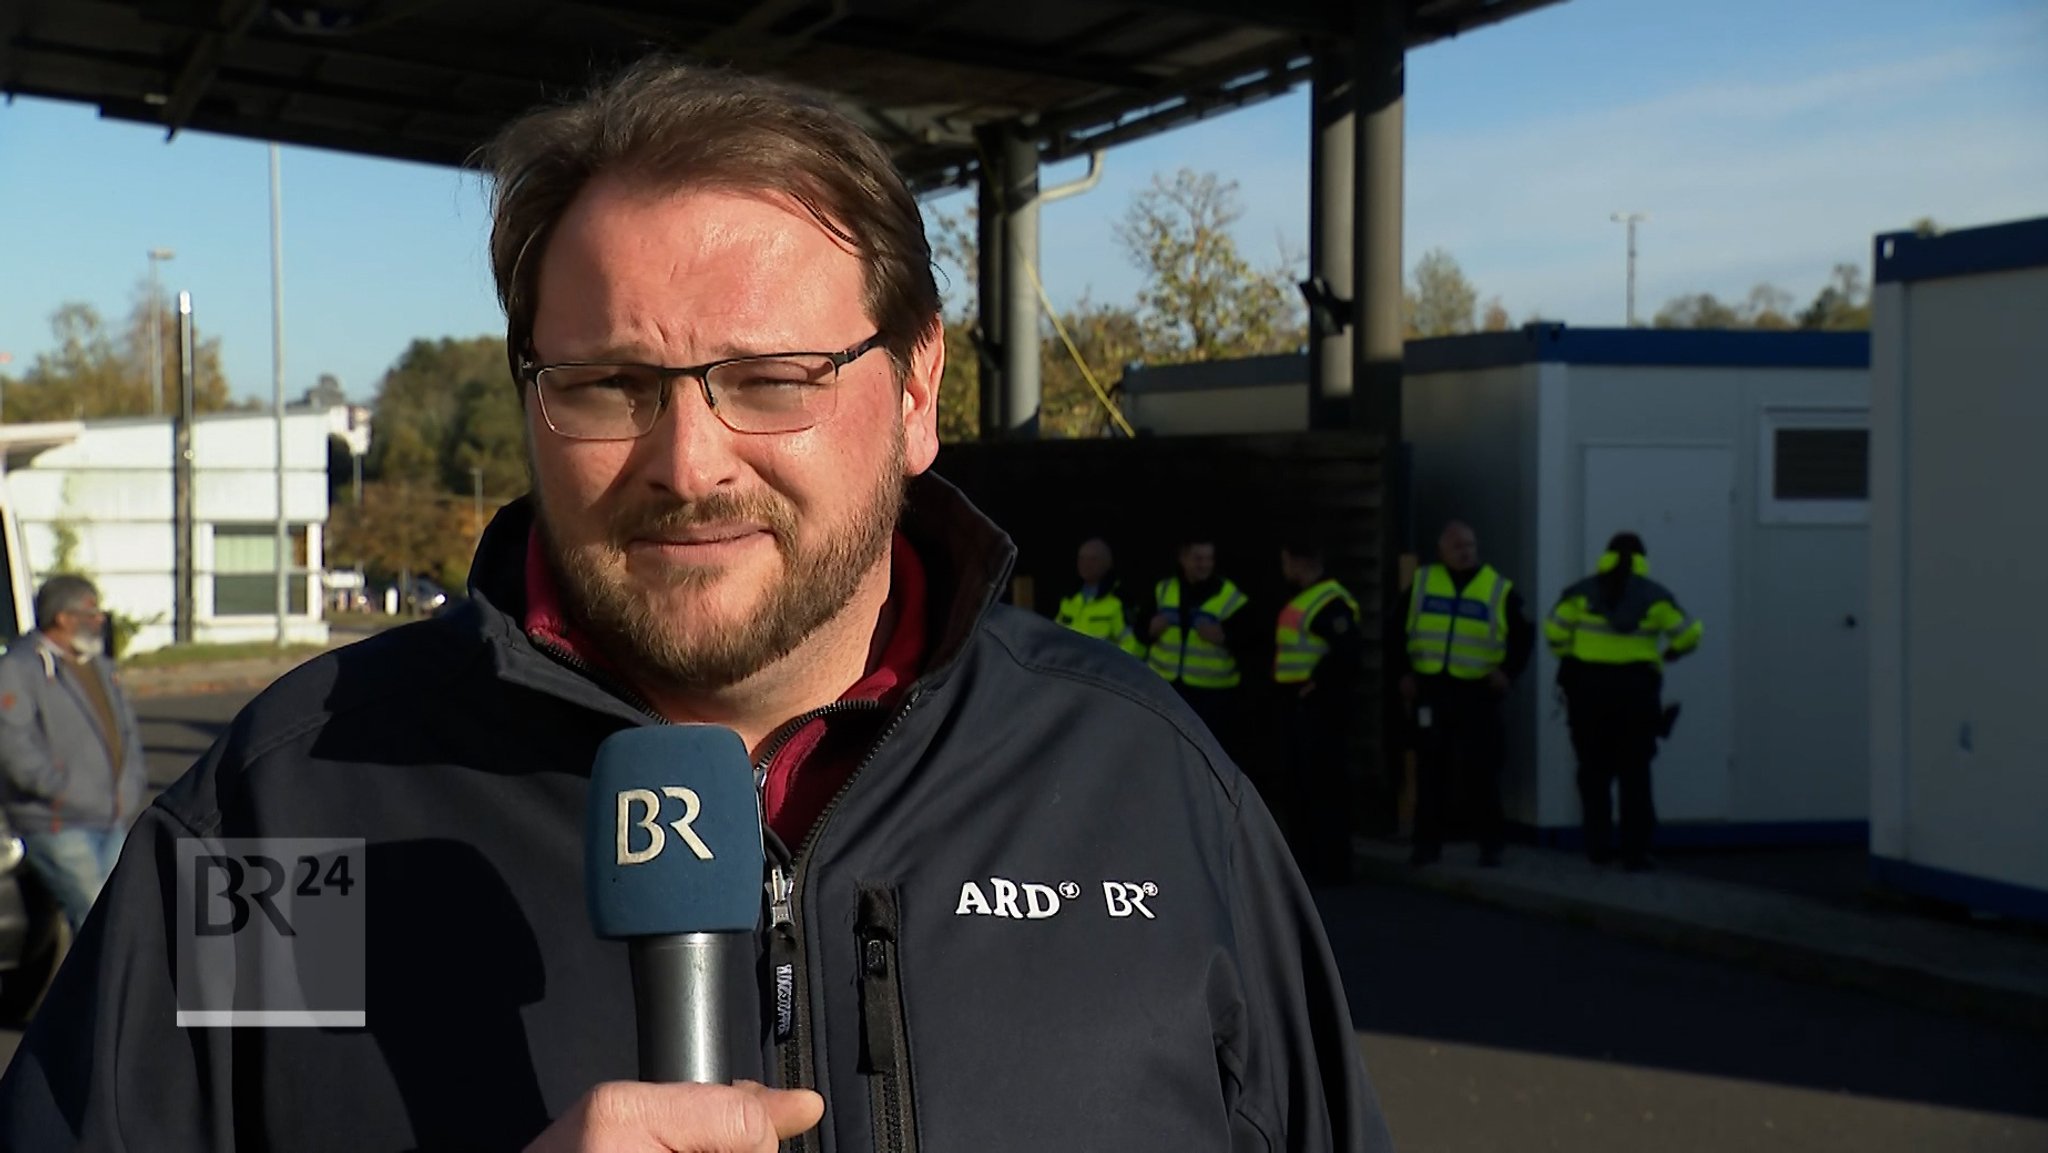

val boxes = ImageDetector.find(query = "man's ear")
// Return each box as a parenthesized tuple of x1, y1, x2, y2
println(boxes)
(900, 318, 944, 475)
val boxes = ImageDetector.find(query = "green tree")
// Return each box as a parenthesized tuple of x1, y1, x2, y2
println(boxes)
(449, 374, 528, 500)
(1745, 285, 1798, 330)
(362, 335, 510, 485)
(1653, 292, 1747, 329)
(928, 205, 1146, 443)
(1, 291, 234, 422)
(326, 479, 475, 594)
(936, 319, 982, 444)
(930, 204, 982, 319)
(1114, 168, 1303, 362)
(1039, 295, 1146, 439)
(1406, 248, 1481, 338)
(1798, 263, 1871, 331)
(1654, 261, 1873, 332)
(1480, 297, 1513, 333)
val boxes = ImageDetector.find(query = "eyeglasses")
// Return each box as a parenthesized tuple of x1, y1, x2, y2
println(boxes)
(518, 333, 886, 440)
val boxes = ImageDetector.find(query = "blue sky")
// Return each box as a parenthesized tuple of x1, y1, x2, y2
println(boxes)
(2, 0, 2044, 406)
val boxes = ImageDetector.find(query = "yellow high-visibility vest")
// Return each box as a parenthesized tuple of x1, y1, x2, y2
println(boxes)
(1148, 578, 1248, 689)
(1056, 589, 1145, 659)
(1545, 552, 1703, 668)
(1274, 578, 1359, 684)
(1405, 564, 1510, 679)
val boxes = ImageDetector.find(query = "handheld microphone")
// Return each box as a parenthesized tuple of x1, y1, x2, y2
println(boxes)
(586, 724, 765, 1085)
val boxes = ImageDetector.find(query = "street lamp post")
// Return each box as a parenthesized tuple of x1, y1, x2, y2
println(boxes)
(1609, 211, 1648, 327)
(148, 248, 176, 414)
(270, 144, 288, 649)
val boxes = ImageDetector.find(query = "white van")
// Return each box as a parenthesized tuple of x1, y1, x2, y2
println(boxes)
(0, 481, 66, 1024)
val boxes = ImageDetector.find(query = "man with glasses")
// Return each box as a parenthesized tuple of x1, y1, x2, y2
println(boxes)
(0, 57, 1390, 1153)
(0, 575, 147, 933)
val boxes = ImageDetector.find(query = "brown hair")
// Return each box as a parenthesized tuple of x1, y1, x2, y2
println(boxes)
(476, 54, 941, 384)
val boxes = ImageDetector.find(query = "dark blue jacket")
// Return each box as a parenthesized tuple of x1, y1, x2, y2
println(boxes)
(0, 472, 1392, 1152)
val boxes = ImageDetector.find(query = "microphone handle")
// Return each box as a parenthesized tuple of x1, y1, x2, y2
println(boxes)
(629, 932, 759, 1084)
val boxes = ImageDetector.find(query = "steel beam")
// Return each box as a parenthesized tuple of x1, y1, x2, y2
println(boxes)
(161, 0, 267, 133)
(802, 17, 1161, 91)
(1135, 0, 1569, 45)
(93, 94, 476, 167)
(1036, 43, 1312, 160)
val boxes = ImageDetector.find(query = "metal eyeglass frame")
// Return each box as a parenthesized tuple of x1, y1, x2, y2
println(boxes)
(516, 332, 887, 440)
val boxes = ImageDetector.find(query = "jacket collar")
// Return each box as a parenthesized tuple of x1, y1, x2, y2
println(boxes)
(455, 469, 1017, 722)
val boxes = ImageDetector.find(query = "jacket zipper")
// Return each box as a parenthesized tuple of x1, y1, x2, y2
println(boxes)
(767, 690, 922, 1153)
(534, 629, 927, 1149)
(855, 886, 918, 1153)
(755, 699, 879, 1066)
(529, 637, 671, 724)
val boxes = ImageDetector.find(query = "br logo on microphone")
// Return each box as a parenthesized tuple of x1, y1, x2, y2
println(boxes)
(616, 787, 714, 864)
(174, 837, 367, 1028)
(586, 724, 764, 940)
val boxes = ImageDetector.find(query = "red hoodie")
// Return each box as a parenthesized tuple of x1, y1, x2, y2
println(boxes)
(521, 529, 928, 848)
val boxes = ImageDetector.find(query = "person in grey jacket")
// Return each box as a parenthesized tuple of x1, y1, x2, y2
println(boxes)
(0, 574, 148, 932)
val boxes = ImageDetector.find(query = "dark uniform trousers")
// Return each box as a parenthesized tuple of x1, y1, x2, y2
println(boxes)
(1563, 661, 1663, 865)
(1178, 684, 1247, 777)
(1279, 687, 1352, 882)
(1411, 676, 1506, 858)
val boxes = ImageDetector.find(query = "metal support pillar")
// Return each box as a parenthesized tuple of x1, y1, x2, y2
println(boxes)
(173, 293, 197, 645)
(1354, 0, 1409, 835)
(1353, 0, 1405, 441)
(974, 126, 1006, 440)
(1306, 48, 1356, 431)
(999, 129, 1042, 439)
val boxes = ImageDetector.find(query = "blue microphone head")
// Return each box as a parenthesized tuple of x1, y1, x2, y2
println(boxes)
(585, 724, 764, 939)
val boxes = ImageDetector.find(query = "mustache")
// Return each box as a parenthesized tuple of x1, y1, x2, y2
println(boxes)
(605, 491, 795, 544)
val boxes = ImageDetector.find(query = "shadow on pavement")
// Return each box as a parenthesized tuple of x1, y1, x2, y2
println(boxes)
(1315, 879, 2048, 1122)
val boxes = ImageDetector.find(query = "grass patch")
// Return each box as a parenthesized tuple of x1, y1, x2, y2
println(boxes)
(121, 641, 329, 670)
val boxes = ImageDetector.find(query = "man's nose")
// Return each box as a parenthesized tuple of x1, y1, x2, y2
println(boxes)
(635, 376, 744, 498)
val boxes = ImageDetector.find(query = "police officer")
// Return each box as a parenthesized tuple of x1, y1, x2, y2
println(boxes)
(1053, 537, 1145, 660)
(1547, 532, 1703, 872)
(1398, 520, 1533, 867)
(1273, 539, 1362, 883)
(1146, 532, 1253, 762)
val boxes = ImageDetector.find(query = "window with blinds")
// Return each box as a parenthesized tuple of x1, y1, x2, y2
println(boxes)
(213, 524, 309, 616)
(1759, 409, 1870, 525)
(1773, 427, 1869, 500)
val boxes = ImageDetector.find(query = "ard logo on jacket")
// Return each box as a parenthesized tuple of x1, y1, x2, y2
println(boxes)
(955, 877, 1159, 920)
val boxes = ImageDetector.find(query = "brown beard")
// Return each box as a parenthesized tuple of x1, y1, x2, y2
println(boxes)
(540, 430, 906, 693)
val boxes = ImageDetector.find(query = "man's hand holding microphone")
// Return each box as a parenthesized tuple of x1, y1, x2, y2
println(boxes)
(527, 725, 824, 1152)
(527, 1081, 821, 1152)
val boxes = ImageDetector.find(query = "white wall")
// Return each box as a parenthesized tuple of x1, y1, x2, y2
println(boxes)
(1558, 363, 1870, 831)
(1124, 384, 1310, 436)
(1872, 264, 2048, 895)
(1737, 374, 1870, 826)
(6, 410, 335, 653)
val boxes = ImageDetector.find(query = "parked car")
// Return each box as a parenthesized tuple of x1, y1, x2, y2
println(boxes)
(0, 815, 66, 1026)
(0, 483, 67, 1025)
(410, 577, 449, 613)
